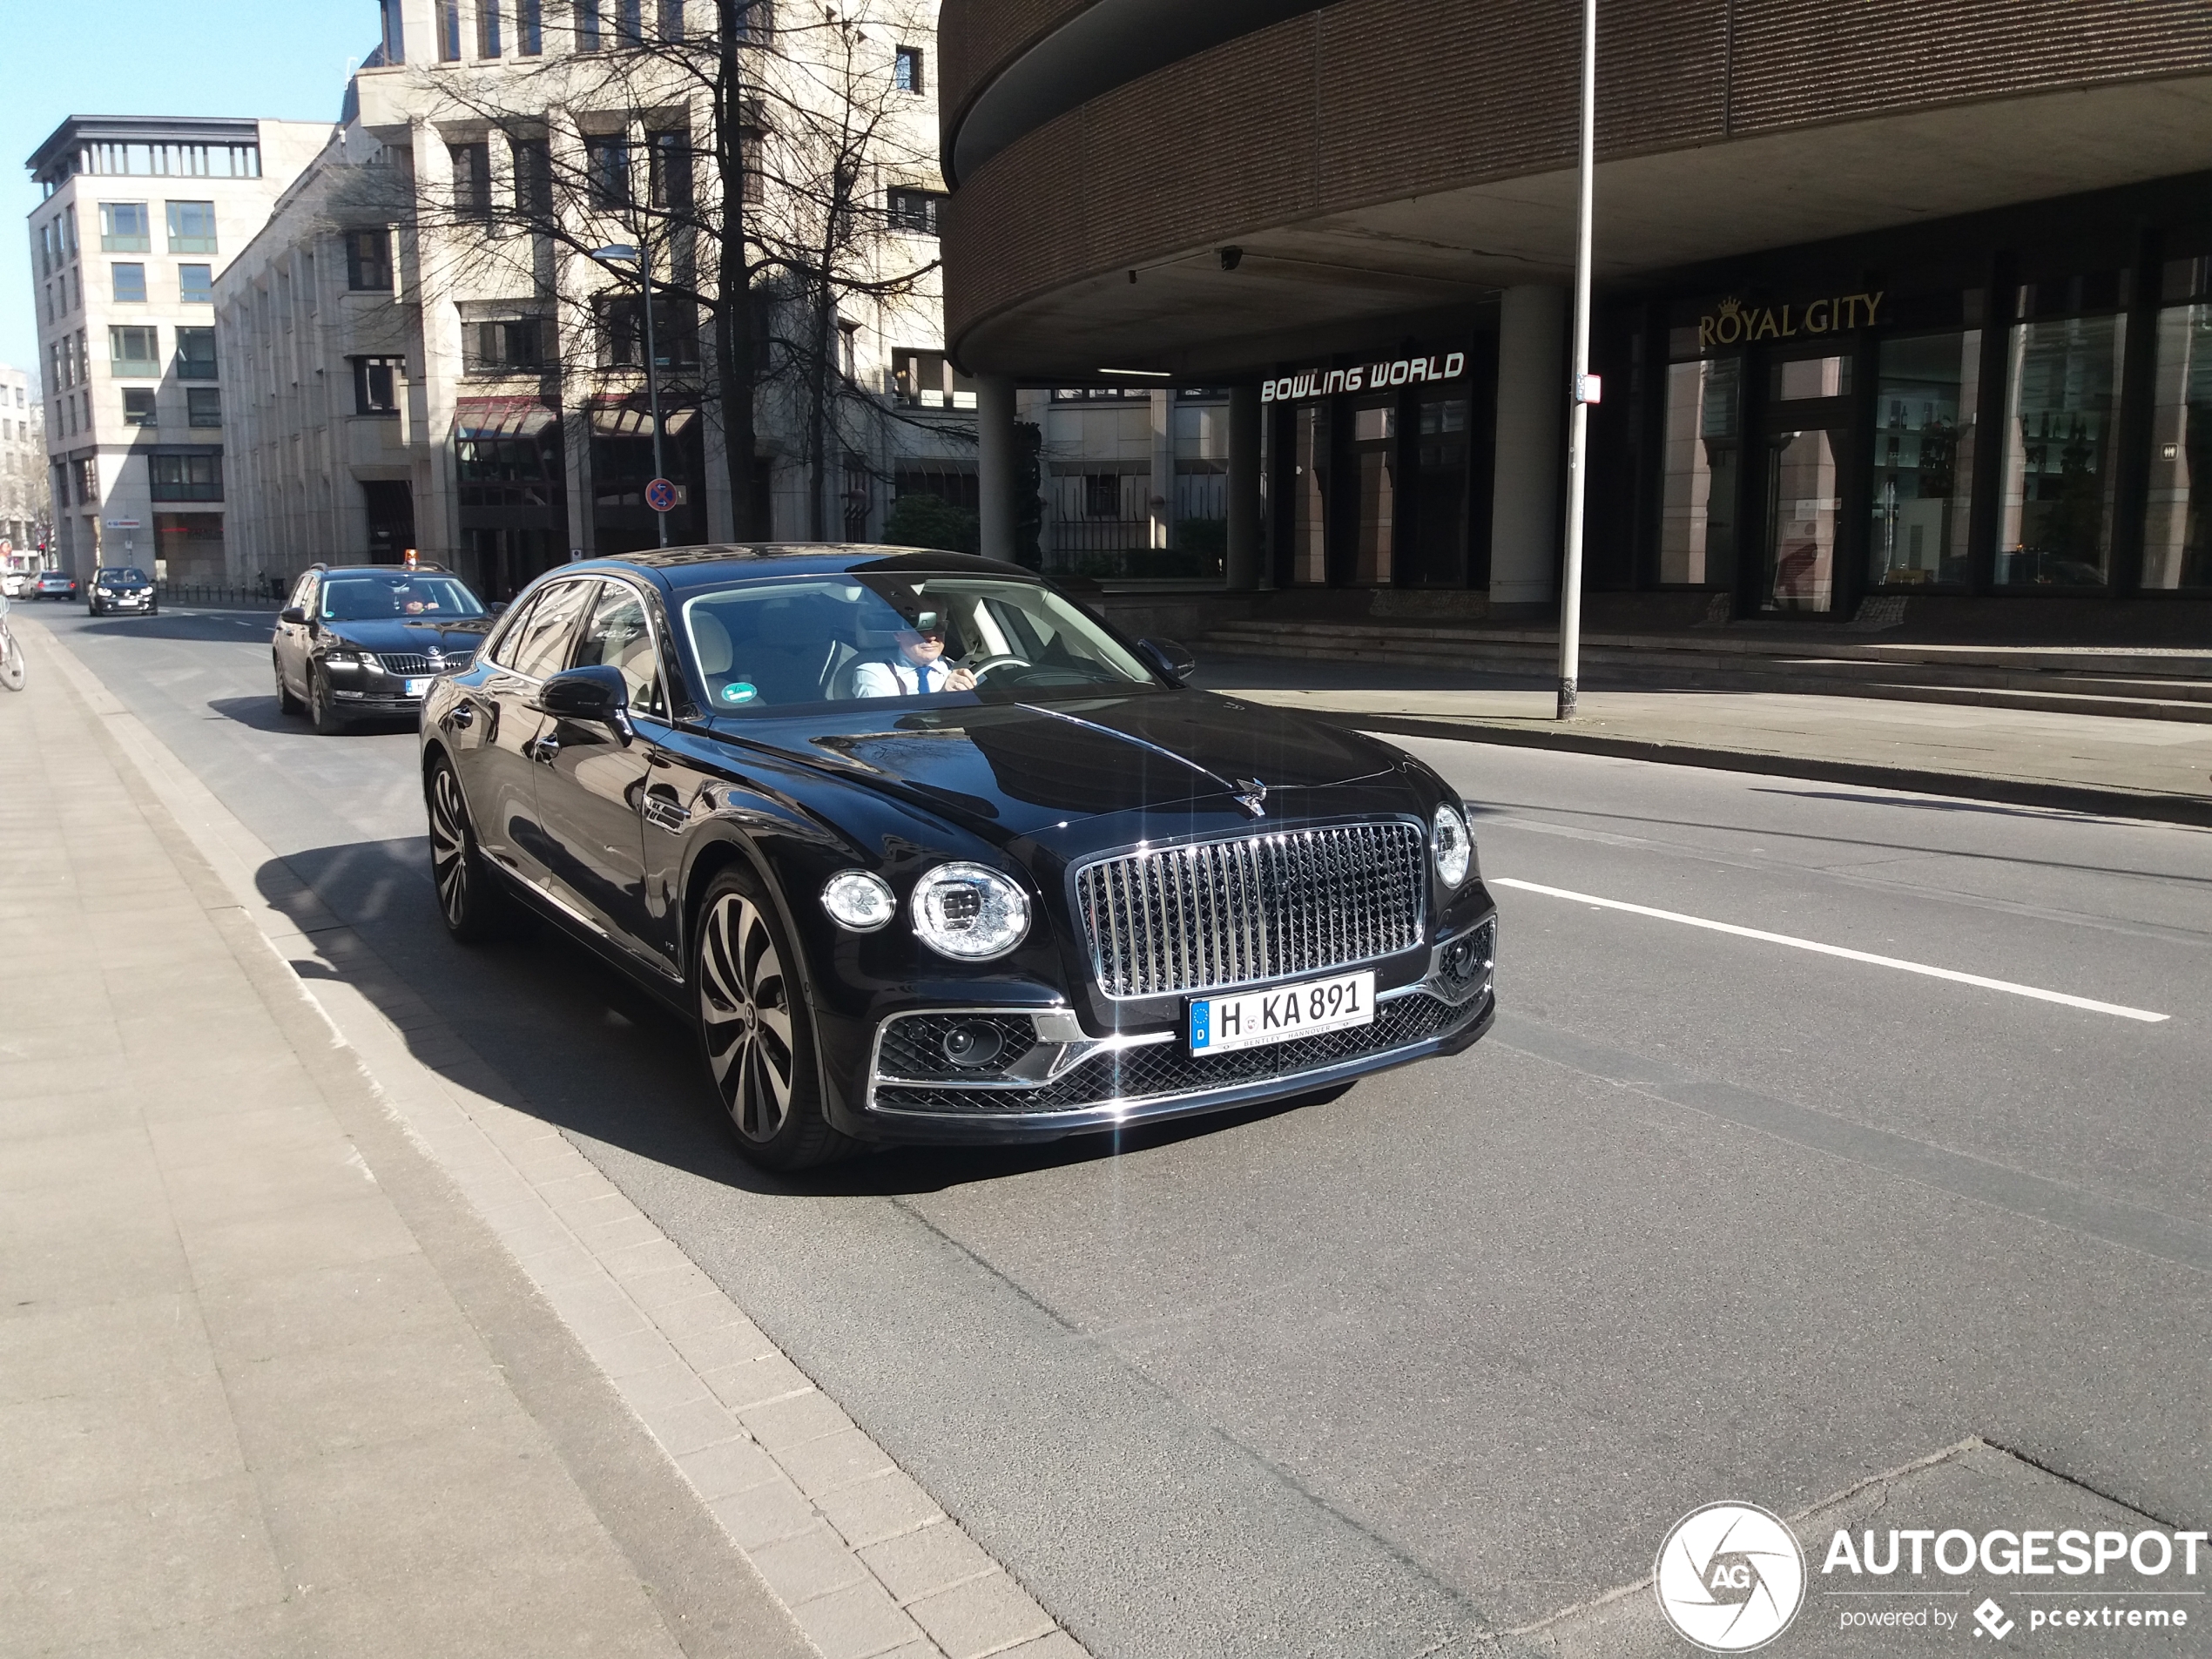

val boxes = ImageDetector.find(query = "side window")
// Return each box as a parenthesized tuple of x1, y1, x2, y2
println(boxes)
(291, 573, 319, 612)
(503, 580, 595, 678)
(573, 581, 664, 715)
(484, 589, 545, 669)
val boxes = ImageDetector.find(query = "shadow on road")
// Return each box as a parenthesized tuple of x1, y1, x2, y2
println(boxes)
(255, 838, 1334, 1203)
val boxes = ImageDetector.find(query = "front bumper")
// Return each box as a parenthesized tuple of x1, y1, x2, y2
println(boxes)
(855, 915, 1497, 1142)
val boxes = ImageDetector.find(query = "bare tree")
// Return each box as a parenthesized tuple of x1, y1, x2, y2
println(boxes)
(382, 0, 949, 542)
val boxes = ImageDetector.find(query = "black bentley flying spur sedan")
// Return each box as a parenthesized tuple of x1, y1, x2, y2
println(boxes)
(419, 548, 1497, 1169)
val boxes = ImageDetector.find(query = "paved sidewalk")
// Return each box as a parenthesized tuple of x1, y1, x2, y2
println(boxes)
(0, 627, 812, 1657)
(1198, 662, 2212, 825)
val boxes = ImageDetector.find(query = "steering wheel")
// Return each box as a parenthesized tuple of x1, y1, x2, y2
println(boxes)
(962, 654, 1028, 682)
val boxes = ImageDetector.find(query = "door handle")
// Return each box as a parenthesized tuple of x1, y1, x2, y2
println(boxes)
(448, 700, 475, 729)
(529, 733, 560, 765)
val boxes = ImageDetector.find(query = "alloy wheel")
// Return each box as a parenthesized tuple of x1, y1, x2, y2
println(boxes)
(698, 892, 797, 1143)
(428, 765, 469, 928)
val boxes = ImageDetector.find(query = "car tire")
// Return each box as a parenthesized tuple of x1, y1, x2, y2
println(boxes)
(694, 867, 854, 1171)
(308, 667, 348, 735)
(273, 653, 304, 716)
(425, 754, 511, 943)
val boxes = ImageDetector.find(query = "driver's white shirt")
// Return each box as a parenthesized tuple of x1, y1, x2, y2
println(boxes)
(852, 656, 961, 697)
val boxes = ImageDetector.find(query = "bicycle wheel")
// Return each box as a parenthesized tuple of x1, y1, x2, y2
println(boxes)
(0, 643, 24, 692)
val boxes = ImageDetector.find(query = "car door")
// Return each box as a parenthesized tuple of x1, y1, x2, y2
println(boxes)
(464, 577, 595, 884)
(278, 570, 319, 696)
(529, 577, 671, 964)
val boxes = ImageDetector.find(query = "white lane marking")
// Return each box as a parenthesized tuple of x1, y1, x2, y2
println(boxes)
(1491, 876, 2170, 1023)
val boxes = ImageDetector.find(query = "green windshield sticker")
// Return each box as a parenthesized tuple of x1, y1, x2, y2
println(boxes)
(721, 681, 759, 705)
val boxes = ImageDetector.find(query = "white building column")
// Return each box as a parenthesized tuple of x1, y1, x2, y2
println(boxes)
(976, 374, 1015, 563)
(1487, 283, 1568, 606)
(1225, 381, 1263, 589)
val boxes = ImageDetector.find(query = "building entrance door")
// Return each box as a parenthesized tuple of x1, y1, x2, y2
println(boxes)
(1757, 354, 1855, 615)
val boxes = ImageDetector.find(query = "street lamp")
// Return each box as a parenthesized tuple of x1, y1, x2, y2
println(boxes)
(592, 241, 670, 548)
(1555, 0, 1597, 719)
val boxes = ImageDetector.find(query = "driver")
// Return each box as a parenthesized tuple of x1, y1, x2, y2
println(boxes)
(851, 613, 976, 697)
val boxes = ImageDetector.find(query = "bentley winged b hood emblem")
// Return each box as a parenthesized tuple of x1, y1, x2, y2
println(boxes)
(1231, 777, 1268, 818)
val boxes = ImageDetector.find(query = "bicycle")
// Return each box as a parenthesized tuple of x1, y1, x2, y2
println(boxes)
(0, 597, 24, 691)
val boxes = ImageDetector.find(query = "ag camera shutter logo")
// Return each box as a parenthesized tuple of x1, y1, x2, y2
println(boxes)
(1655, 1502, 1806, 1652)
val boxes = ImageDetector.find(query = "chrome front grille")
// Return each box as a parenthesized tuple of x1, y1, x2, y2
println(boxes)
(1076, 822, 1426, 999)
(374, 651, 469, 677)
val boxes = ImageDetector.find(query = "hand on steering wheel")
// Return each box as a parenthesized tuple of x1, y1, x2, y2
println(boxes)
(962, 654, 1027, 683)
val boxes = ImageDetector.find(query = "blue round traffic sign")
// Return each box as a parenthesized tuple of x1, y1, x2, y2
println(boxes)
(644, 477, 678, 513)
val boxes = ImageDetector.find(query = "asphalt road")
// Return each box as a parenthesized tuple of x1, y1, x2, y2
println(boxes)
(37, 604, 2212, 1656)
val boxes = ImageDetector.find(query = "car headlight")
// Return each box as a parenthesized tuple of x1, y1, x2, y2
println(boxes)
(96, 587, 113, 597)
(820, 870, 895, 933)
(910, 861, 1029, 961)
(1432, 803, 1473, 888)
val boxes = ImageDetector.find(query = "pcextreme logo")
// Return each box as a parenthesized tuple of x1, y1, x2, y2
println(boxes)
(1656, 1502, 1807, 1653)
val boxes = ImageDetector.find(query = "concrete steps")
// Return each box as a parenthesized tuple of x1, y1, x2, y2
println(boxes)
(1197, 621, 2212, 723)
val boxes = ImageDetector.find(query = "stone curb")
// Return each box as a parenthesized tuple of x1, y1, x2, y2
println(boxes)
(25, 617, 1087, 1659)
(1302, 710, 2212, 830)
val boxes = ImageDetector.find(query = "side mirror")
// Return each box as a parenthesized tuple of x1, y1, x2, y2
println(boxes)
(279, 606, 307, 625)
(1137, 637, 1196, 685)
(534, 664, 631, 738)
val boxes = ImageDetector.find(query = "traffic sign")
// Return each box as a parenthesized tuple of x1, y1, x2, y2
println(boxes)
(644, 477, 678, 514)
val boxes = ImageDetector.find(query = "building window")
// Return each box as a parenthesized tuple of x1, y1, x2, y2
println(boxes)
(111, 262, 147, 303)
(478, 0, 502, 56)
(1083, 473, 1123, 518)
(175, 327, 218, 381)
(733, 0, 772, 41)
(165, 201, 217, 254)
(519, 0, 543, 53)
(110, 325, 159, 375)
(513, 140, 552, 219)
(2144, 257, 2212, 591)
(436, 0, 462, 59)
(658, 0, 684, 42)
(187, 388, 222, 428)
(450, 144, 493, 218)
(617, 0, 644, 46)
(894, 44, 923, 93)
(893, 349, 974, 408)
(1657, 357, 1740, 586)
(578, 0, 601, 50)
(600, 297, 645, 368)
(648, 131, 691, 210)
(121, 388, 156, 427)
(887, 188, 941, 234)
(178, 263, 213, 304)
(379, 0, 405, 63)
(1997, 311, 2126, 588)
(465, 318, 547, 374)
(98, 201, 150, 253)
(345, 228, 394, 292)
(1868, 332, 1979, 590)
(353, 355, 405, 414)
(148, 452, 223, 502)
(587, 138, 631, 208)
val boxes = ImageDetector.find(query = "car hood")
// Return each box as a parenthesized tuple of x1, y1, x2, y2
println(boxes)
(705, 689, 1404, 837)
(321, 617, 495, 656)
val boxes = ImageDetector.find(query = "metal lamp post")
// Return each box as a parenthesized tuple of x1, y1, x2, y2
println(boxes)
(592, 241, 671, 548)
(1555, 0, 1598, 719)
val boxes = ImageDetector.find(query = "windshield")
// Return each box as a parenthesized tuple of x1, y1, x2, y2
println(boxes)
(97, 569, 148, 584)
(320, 574, 485, 622)
(679, 574, 1158, 712)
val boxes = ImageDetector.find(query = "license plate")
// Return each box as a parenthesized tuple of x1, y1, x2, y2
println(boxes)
(404, 677, 429, 695)
(1189, 970, 1374, 1056)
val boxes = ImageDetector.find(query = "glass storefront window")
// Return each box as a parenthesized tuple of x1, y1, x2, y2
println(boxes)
(1351, 399, 1394, 585)
(1996, 314, 2126, 586)
(1291, 405, 1326, 585)
(1408, 394, 1469, 586)
(1658, 358, 1739, 585)
(1869, 331, 1979, 588)
(1772, 355, 1851, 401)
(2143, 301, 2212, 590)
(1764, 428, 1839, 612)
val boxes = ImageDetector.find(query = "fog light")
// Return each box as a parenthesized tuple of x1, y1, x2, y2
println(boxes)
(941, 1022, 1006, 1070)
(820, 870, 895, 932)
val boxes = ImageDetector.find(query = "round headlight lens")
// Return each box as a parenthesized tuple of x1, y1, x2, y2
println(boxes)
(1432, 803, 1473, 888)
(820, 870, 895, 933)
(910, 862, 1029, 961)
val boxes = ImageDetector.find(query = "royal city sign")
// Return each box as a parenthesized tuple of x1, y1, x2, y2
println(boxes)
(1261, 351, 1467, 403)
(1697, 292, 1885, 349)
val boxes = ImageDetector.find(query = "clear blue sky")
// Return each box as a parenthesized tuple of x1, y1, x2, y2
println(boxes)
(1, 0, 374, 380)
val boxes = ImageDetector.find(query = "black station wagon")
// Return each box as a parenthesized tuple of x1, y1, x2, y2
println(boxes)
(418, 547, 1497, 1169)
